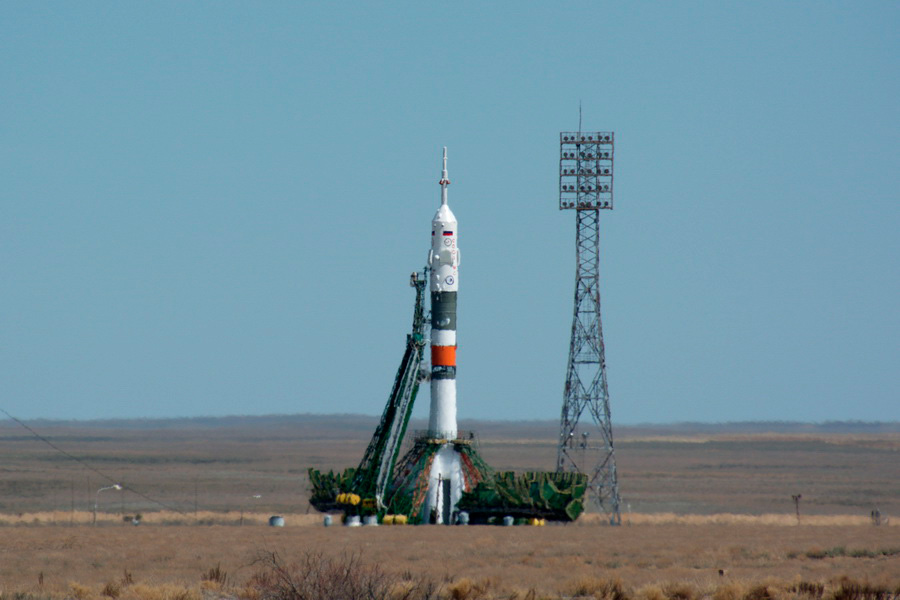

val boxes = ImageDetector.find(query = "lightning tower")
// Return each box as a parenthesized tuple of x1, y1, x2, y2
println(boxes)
(556, 128, 622, 525)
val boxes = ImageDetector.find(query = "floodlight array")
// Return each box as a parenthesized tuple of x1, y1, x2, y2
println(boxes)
(559, 132, 614, 210)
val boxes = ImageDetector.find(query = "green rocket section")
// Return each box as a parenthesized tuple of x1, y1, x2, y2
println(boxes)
(307, 269, 588, 524)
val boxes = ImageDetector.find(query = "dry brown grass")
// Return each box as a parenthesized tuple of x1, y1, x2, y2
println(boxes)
(21, 566, 899, 600)
(1, 419, 897, 518)
(2, 510, 890, 528)
(0, 522, 897, 598)
(610, 514, 885, 527)
(0, 510, 323, 527)
(563, 576, 628, 600)
(0, 419, 898, 599)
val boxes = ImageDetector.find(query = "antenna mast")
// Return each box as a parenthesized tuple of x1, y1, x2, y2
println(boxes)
(556, 128, 621, 525)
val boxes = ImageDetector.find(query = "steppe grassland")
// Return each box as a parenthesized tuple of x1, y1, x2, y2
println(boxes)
(1, 418, 897, 517)
(0, 418, 898, 598)
(0, 511, 879, 528)
(1, 522, 898, 598)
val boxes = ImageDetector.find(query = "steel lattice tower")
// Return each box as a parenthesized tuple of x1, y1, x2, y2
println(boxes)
(556, 130, 622, 525)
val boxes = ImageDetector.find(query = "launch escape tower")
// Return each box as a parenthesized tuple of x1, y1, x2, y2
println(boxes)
(557, 130, 622, 525)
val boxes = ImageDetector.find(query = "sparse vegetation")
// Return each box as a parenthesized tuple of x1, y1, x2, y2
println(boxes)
(5, 525, 898, 599)
(14, 577, 900, 600)
(201, 563, 227, 586)
(804, 546, 900, 560)
(1, 542, 897, 600)
(791, 581, 825, 598)
(247, 551, 395, 600)
(0, 420, 898, 518)
(0, 420, 898, 599)
(236, 552, 900, 600)
(564, 576, 628, 600)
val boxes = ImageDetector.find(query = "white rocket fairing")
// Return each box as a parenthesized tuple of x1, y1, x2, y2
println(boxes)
(424, 147, 464, 524)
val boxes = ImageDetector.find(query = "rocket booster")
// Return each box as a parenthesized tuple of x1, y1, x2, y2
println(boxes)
(428, 147, 459, 439)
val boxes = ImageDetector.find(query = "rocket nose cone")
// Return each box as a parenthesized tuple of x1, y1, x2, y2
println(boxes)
(434, 204, 457, 223)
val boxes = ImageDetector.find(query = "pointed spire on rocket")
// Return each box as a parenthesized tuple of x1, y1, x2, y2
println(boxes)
(439, 146, 450, 205)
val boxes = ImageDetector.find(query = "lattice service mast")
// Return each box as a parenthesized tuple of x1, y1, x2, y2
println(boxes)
(556, 130, 622, 525)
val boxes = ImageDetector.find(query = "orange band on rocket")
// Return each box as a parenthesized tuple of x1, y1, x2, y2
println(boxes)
(431, 345, 457, 367)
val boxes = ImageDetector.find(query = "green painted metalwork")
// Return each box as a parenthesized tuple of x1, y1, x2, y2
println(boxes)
(307, 268, 590, 524)
(457, 471, 589, 522)
(308, 270, 427, 515)
(385, 437, 441, 523)
(307, 467, 356, 513)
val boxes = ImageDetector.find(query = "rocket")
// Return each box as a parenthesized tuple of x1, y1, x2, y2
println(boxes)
(428, 147, 459, 439)
(424, 147, 464, 524)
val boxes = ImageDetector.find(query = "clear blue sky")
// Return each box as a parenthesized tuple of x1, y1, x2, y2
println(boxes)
(2, 2, 897, 423)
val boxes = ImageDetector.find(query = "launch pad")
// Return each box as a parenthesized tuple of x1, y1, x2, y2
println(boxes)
(307, 266, 588, 525)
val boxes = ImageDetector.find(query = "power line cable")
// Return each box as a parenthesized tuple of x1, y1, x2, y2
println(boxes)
(0, 408, 188, 515)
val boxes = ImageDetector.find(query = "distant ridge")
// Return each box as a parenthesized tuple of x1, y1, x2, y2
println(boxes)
(1, 414, 897, 434)
(615, 420, 900, 435)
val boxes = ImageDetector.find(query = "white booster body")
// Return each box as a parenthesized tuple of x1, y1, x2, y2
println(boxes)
(424, 147, 464, 524)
